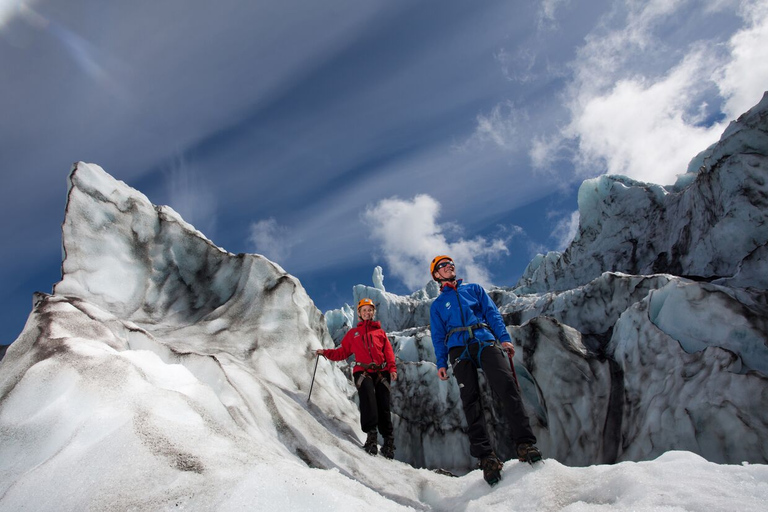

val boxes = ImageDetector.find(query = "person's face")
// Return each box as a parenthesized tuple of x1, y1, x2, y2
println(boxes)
(359, 305, 375, 320)
(433, 259, 456, 280)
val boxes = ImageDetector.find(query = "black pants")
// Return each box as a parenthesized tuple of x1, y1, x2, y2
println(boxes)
(355, 371, 393, 437)
(449, 342, 536, 458)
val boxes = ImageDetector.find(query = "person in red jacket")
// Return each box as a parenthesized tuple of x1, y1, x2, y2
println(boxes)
(317, 298, 398, 458)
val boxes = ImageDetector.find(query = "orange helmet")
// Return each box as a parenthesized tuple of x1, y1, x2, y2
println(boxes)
(357, 298, 376, 312)
(430, 255, 454, 279)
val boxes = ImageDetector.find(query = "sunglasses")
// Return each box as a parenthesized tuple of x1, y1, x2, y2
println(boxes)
(435, 261, 455, 270)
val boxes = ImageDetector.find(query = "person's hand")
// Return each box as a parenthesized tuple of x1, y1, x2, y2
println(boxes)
(316, 349, 325, 357)
(391, 371, 397, 381)
(501, 342, 515, 357)
(437, 367, 449, 381)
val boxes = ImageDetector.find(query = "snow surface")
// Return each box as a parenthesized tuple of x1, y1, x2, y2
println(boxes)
(2, 94, 768, 510)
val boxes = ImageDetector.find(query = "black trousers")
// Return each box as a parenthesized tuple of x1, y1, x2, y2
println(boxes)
(449, 342, 536, 459)
(355, 371, 393, 437)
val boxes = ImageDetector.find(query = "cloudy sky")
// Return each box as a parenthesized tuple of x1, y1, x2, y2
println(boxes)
(1, 0, 767, 344)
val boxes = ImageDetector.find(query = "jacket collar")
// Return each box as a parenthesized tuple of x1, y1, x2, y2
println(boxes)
(440, 279, 463, 292)
(357, 319, 381, 329)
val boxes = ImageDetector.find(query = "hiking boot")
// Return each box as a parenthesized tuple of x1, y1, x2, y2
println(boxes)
(381, 436, 395, 459)
(363, 431, 378, 455)
(517, 443, 543, 464)
(479, 453, 504, 486)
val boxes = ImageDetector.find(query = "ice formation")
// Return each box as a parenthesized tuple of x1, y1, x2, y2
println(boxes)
(516, 92, 768, 294)
(330, 93, 768, 469)
(0, 163, 382, 509)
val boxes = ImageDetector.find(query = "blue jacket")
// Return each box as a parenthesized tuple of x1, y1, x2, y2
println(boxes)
(429, 280, 511, 370)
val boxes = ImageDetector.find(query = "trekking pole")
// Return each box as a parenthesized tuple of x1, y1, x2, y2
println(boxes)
(307, 354, 320, 404)
(505, 347, 521, 391)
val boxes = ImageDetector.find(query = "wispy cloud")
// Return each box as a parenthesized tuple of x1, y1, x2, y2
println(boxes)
(530, 132, 572, 176)
(164, 158, 218, 238)
(248, 218, 296, 264)
(0, 0, 33, 28)
(537, 0, 571, 31)
(463, 100, 529, 152)
(494, 47, 537, 83)
(549, 209, 580, 250)
(5, 2, 129, 100)
(363, 194, 510, 290)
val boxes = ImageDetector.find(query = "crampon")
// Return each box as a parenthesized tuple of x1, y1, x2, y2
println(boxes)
(479, 454, 504, 486)
(517, 443, 543, 465)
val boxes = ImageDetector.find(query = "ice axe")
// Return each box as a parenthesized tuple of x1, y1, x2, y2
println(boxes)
(307, 353, 320, 403)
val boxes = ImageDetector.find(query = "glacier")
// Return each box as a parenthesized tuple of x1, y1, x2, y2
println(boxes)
(0, 94, 767, 510)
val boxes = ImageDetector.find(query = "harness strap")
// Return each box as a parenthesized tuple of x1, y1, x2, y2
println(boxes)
(355, 362, 388, 371)
(447, 323, 495, 369)
(445, 322, 490, 341)
(354, 369, 390, 389)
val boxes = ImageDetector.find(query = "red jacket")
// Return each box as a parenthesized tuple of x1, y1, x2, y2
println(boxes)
(324, 320, 396, 375)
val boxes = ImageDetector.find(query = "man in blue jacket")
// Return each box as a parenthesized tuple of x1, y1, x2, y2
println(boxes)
(429, 255, 541, 485)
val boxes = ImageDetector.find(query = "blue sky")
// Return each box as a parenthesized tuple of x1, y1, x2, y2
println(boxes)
(1, 0, 767, 345)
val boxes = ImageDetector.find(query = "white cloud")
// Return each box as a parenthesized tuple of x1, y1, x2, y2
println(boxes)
(363, 195, 509, 290)
(547, 0, 768, 185)
(248, 218, 296, 264)
(566, 49, 726, 184)
(718, 0, 768, 118)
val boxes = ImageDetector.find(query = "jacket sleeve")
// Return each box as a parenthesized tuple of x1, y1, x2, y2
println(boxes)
(383, 334, 397, 373)
(430, 302, 449, 369)
(323, 330, 354, 361)
(476, 285, 512, 343)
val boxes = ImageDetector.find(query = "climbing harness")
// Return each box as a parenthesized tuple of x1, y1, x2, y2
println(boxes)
(446, 322, 498, 369)
(445, 322, 491, 341)
(354, 364, 389, 389)
(355, 362, 388, 371)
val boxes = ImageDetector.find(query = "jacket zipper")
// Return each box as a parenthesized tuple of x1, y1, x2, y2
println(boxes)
(362, 321, 377, 367)
(454, 286, 469, 344)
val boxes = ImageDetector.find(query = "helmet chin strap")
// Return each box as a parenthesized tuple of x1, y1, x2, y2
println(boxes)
(434, 274, 456, 285)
